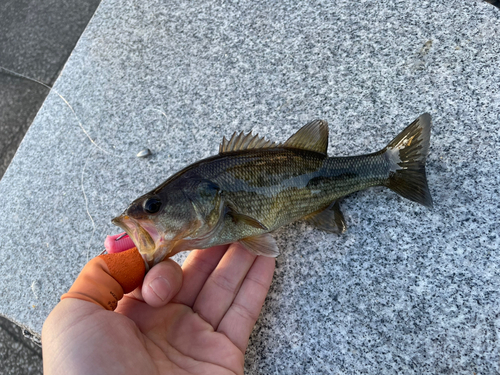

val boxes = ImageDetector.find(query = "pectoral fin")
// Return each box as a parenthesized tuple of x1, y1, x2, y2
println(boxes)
(226, 206, 268, 230)
(239, 233, 280, 257)
(305, 200, 346, 233)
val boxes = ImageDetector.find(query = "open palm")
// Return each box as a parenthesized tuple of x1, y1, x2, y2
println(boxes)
(42, 243, 275, 375)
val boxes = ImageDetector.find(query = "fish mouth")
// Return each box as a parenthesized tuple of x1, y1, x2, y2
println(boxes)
(111, 214, 167, 267)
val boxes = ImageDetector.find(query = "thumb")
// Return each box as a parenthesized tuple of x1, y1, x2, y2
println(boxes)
(141, 259, 183, 307)
(61, 247, 145, 310)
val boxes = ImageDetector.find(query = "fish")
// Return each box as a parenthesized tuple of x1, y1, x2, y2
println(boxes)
(113, 113, 433, 268)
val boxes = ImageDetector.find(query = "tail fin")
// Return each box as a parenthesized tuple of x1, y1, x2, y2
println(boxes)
(384, 113, 433, 207)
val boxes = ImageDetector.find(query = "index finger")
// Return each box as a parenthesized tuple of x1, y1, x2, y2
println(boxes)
(217, 255, 275, 353)
(172, 245, 229, 307)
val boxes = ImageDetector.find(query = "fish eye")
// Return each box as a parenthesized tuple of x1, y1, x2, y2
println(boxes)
(143, 197, 162, 214)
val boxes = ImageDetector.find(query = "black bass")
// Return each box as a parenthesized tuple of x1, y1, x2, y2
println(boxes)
(113, 114, 432, 268)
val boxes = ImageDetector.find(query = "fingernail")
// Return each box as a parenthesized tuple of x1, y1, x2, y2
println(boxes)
(149, 276, 171, 301)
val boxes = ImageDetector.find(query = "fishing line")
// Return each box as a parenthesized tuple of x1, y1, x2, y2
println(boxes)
(144, 106, 198, 146)
(1, 67, 176, 258)
(0, 66, 135, 257)
(81, 148, 96, 263)
(146, 107, 169, 120)
(0, 66, 116, 156)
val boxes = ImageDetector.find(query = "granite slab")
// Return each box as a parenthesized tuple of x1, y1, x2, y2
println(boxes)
(0, 0, 499, 373)
(0, 0, 103, 180)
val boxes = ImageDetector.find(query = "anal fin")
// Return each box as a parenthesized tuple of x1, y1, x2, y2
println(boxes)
(305, 200, 346, 234)
(239, 233, 279, 257)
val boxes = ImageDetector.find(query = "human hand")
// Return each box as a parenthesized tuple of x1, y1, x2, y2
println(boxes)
(42, 243, 275, 375)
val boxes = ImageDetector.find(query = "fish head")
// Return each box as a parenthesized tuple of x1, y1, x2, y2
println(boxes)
(112, 177, 224, 268)
(112, 186, 200, 268)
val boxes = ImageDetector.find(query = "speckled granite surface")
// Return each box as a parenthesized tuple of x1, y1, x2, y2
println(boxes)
(0, 0, 499, 373)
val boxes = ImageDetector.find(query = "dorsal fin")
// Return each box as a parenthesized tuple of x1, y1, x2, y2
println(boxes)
(283, 119, 329, 155)
(219, 131, 279, 154)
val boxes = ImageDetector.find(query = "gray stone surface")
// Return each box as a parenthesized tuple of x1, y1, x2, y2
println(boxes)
(0, 0, 103, 180)
(0, 0, 499, 373)
(0, 1, 101, 373)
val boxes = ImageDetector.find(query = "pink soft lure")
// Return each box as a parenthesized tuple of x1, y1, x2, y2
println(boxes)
(104, 232, 136, 254)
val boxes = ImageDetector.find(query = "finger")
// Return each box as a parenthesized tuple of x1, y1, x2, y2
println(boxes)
(139, 259, 183, 307)
(192, 243, 256, 329)
(172, 245, 229, 306)
(217, 256, 275, 353)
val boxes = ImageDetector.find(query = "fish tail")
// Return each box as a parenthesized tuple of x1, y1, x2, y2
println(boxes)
(383, 113, 433, 207)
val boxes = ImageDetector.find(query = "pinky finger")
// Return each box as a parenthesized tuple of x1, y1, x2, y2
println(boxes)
(216, 255, 275, 354)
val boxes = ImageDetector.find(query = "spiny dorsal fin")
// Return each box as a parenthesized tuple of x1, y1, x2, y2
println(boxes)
(219, 131, 279, 154)
(283, 119, 329, 155)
